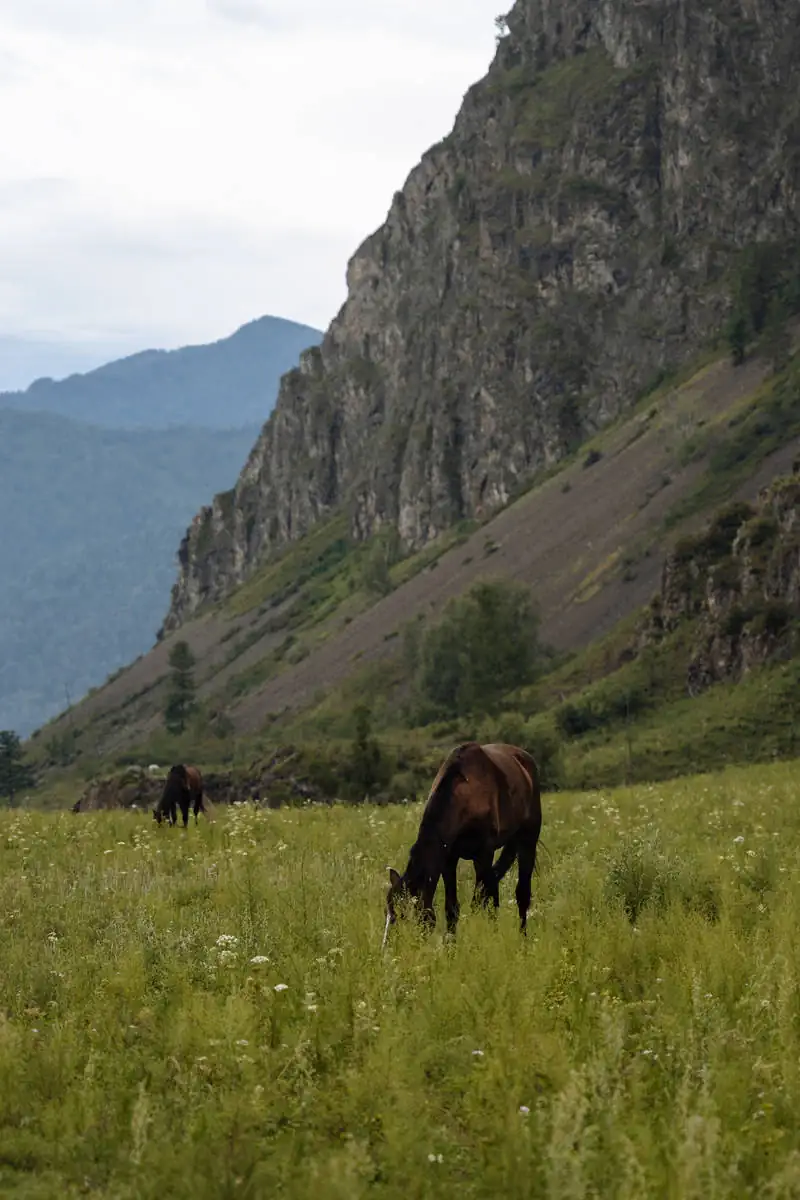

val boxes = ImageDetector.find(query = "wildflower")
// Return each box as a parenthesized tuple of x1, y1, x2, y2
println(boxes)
(274, 983, 288, 993)
(428, 1153, 443, 1164)
(216, 934, 238, 948)
(733, 836, 745, 845)
(472, 1049, 484, 1057)
(236, 1039, 249, 1047)
(306, 1004, 318, 1012)
(249, 955, 269, 965)
(519, 1106, 530, 1116)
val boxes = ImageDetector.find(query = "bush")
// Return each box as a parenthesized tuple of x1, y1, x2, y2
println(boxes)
(605, 834, 720, 924)
(417, 579, 543, 717)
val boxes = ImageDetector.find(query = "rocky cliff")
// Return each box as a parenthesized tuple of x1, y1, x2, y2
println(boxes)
(164, 0, 800, 632)
(649, 466, 800, 692)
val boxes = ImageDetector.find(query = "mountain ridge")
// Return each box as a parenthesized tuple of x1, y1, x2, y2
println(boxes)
(163, 0, 800, 634)
(1, 315, 323, 430)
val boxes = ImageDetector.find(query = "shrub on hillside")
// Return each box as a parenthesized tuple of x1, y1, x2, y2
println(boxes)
(416, 579, 543, 717)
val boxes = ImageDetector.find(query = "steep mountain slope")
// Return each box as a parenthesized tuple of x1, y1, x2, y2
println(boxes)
(164, 0, 800, 632)
(0, 409, 258, 736)
(1, 316, 322, 430)
(33, 343, 800, 761)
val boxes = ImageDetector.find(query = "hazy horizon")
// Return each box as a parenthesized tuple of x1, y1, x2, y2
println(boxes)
(1, 0, 499, 382)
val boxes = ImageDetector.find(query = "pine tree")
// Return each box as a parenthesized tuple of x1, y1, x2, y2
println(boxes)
(0, 731, 35, 806)
(347, 705, 389, 802)
(164, 640, 197, 734)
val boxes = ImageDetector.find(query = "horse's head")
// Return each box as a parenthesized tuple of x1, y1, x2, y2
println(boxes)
(383, 861, 433, 945)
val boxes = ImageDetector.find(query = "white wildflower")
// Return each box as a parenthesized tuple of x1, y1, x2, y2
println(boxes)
(274, 983, 288, 993)
(519, 1106, 530, 1116)
(249, 955, 269, 965)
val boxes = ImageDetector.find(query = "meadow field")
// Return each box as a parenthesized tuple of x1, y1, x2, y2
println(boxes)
(2, 763, 800, 1198)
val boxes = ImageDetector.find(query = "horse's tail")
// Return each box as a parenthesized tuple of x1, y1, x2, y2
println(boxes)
(534, 839, 552, 875)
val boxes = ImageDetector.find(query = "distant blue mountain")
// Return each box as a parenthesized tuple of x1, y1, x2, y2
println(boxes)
(0, 407, 261, 736)
(1, 315, 323, 430)
(0, 335, 142, 393)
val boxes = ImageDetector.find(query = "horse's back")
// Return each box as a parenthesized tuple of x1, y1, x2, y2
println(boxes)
(481, 743, 541, 827)
(185, 765, 203, 793)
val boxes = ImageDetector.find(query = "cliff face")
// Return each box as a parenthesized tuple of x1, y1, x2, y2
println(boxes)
(164, 0, 800, 632)
(649, 469, 800, 692)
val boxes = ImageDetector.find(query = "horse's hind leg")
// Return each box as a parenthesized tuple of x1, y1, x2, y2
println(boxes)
(515, 830, 539, 935)
(472, 851, 500, 914)
(492, 839, 518, 887)
(193, 792, 203, 824)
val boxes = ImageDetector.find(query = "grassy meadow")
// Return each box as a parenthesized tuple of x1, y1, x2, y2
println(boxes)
(2, 761, 800, 1198)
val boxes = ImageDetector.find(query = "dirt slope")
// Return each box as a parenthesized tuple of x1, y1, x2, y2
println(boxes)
(37, 352, 798, 756)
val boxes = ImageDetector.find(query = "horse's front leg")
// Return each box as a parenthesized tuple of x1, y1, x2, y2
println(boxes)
(442, 856, 460, 936)
(419, 876, 439, 933)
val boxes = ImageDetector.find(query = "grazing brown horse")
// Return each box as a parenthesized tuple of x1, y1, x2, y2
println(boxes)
(153, 764, 206, 827)
(384, 742, 541, 943)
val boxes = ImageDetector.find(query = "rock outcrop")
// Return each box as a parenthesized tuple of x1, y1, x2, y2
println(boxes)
(649, 470, 800, 692)
(164, 0, 800, 632)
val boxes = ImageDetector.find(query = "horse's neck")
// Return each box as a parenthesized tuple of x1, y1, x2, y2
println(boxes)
(407, 828, 444, 888)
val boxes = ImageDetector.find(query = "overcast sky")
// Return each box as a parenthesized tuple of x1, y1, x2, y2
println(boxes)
(1, 0, 499, 366)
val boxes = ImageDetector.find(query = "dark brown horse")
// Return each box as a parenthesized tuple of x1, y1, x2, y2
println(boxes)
(384, 742, 541, 943)
(153, 764, 206, 827)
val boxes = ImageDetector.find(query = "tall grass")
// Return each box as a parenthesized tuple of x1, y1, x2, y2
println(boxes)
(2, 761, 800, 1196)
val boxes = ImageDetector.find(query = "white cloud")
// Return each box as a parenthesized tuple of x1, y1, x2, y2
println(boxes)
(0, 0, 498, 358)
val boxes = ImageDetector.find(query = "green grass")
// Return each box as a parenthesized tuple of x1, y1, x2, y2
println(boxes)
(3, 760, 800, 1195)
(564, 656, 800, 788)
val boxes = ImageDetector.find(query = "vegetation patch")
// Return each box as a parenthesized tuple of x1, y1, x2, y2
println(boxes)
(2, 761, 800, 1192)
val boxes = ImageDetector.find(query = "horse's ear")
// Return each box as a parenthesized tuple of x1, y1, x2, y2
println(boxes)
(389, 868, 402, 889)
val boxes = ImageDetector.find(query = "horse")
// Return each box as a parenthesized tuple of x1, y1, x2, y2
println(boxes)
(383, 741, 542, 944)
(153, 764, 206, 827)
